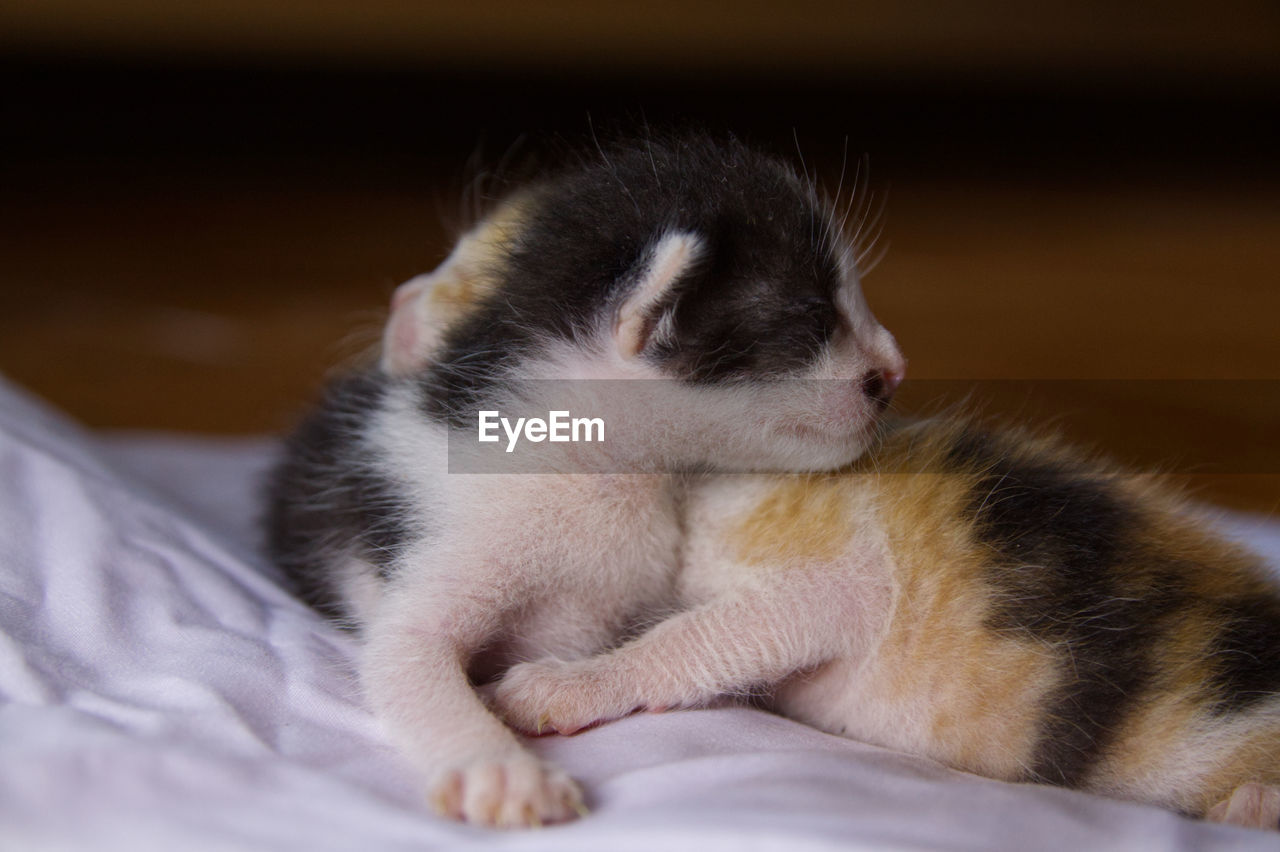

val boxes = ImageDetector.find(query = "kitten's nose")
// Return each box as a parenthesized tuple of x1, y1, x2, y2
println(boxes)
(860, 367, 904, 410)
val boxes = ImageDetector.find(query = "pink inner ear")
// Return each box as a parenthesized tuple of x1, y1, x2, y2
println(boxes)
(615, 231, 702, 359)
(383, 281, 425, 375)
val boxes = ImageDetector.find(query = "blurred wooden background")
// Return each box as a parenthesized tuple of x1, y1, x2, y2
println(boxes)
(1, 2, 1277, 512)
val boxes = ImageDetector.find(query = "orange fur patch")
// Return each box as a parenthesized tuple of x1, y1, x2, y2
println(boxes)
(870, 454, 1057, 779)
(732, 474, 852, 566)
(426, 196, 531, 325)
(427, 269, 485, 312)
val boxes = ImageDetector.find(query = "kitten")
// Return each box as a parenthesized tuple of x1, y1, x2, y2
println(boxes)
(265, 134, 905, 827)
(493, 417, 1280, 830)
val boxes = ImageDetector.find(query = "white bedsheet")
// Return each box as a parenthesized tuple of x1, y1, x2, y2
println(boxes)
(2, 375, 1277, 851)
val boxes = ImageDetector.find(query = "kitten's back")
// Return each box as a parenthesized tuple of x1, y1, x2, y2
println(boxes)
(731, 417, 1280, 817)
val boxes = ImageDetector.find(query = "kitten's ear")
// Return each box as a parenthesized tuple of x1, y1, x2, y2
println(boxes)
(381, 275, 432, 375)
(381, 262, 487, 375)
(614, 231, 703, 359)
(383, 196, 524, 374)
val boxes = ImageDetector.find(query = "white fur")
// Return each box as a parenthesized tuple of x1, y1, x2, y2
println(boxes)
(493, 475, 893, 728)
(494, 476, 895, 735)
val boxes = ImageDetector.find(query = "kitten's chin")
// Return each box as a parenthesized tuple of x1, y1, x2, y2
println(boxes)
(746, 418, 879, 473)
(792, 437, 877, 472)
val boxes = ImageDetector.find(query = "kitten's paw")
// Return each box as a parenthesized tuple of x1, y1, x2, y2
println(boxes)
(429, 756, 586, 828)
(1207, 782, 1280, 831)
(493, 659, 633, 735)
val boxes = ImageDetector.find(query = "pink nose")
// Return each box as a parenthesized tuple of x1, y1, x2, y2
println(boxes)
(883, 368, 904, 397)
(861, 367, 904, 410)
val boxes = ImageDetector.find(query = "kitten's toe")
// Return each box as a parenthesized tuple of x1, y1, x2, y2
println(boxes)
(429, 756, 585, 828)
(494, 759, 586, 827)
(493, 660, 630, 735)
(1207, 782, 1280, 831)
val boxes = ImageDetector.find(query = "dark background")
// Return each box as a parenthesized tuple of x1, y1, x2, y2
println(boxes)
(2, 1, 1277, 511)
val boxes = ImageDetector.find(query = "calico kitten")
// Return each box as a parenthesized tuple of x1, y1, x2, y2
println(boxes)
(493, 417, 1280, 830)
(265, 134, 905, 827)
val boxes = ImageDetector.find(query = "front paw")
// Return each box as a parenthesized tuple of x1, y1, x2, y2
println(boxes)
(1207, 782, 1280, 830)
(493, 659, 634, 735)
(429, 755, 586, 828)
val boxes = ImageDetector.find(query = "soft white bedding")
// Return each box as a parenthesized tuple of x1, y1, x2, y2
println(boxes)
(2, 375, 1277, 851)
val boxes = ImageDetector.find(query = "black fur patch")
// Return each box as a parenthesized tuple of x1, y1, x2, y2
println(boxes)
(422, 134, 846, 427)
(951, 426, 1280, 784)
(264, 372, 413, 618)
(948, 429, 1177, 787)
(1206, 593, 1280, 715)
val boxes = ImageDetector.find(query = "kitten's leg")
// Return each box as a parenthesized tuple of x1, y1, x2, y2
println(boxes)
(493, 566, 887, 735)
(1206, 782, 1280, 831)
(363, 573, 585, 827)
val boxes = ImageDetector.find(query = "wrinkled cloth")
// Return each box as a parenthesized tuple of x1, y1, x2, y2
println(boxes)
(1, 376, 1276, 851)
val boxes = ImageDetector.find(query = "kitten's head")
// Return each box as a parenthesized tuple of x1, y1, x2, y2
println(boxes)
(384, 134, 904, 472)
